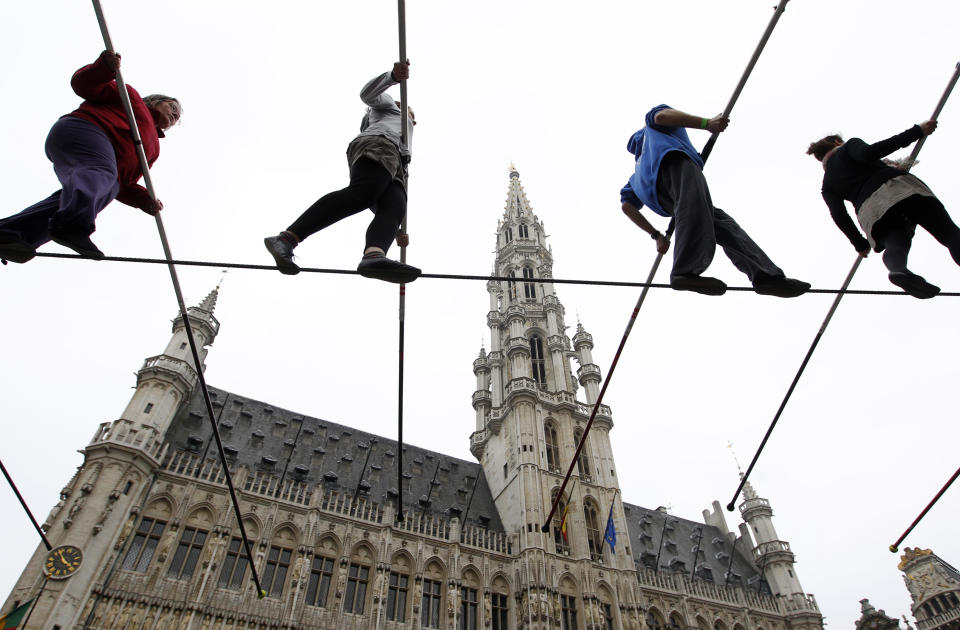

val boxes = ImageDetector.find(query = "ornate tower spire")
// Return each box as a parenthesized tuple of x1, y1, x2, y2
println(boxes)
(471, 166, 629, 577)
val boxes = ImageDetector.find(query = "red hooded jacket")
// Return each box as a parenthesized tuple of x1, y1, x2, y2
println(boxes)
(68, 52, 161, 210)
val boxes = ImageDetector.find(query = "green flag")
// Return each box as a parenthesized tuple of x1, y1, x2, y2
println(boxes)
(0, 599, 34, 630)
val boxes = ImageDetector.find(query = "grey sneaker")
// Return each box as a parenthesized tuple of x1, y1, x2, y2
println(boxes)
(264, 235, 300, 275)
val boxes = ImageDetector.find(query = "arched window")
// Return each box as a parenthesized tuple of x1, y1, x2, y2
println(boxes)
(573, 428, 593, 482)
(646, 609, 666, 630)
(544, 421, 560, 473)
(522, 266, 536, 300)
(504, 228, 513, 243)
(490, 575, 510, 630)
(530, 335, 546, 385)
(518, 223, 529, 238)
(584, 502, 603, 562)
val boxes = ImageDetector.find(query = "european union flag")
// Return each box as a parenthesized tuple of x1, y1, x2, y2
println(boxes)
(604, 502, 616, 551)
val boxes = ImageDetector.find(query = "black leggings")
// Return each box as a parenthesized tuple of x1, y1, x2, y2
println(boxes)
(287, 157, 406, 253)
(875, 195, 960, 273)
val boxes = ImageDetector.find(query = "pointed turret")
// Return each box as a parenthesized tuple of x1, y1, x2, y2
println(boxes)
(123, 288, 221, 435)
(737, 477, 822, 627)
(573, 322, 601, 404)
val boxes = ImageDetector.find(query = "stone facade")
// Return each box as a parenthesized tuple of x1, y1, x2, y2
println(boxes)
(899, 548, 960, 630)
(3, 167, 824, 630)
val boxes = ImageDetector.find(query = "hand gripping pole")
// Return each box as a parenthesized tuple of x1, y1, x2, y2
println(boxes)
(729, 60, 960, 514)
(90, 0, 266, 598)
(395, 0, 409, 523)
(541, 0, 793, 533)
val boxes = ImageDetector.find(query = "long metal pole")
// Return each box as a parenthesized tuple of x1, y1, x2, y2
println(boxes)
(0, 458, 52, 551)
(542, 1, 792, 531)
(90, 0, 265, 598)
(726, 255, 862, 510)
(907, 62, 960, 162)
(699, 0, 791, 162)
(890, 464, 960, 553)
(729, 59, 960, 512)
(395, 0, 409, 524)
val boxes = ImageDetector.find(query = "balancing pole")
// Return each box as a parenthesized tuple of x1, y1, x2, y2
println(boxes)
(1, 458, 53, 551)
(395, 0, 410, 523)
(906, 62, 960, 164)
(728, 61, 960, 513)
(699, 0, 791, 161)
(541, 0, 794, 533)
(886, 63, 960, 549)
(890, 464, 960, 553)
(90, 0, 266, 598)
(725, 254, 863, 512)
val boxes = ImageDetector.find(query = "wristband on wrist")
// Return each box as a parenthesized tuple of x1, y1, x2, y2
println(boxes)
(651, 231, 662, 240)
(700, 118, 709, 129)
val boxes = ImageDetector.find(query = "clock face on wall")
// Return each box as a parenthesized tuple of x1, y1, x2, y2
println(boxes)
(43, 545, 83, 580)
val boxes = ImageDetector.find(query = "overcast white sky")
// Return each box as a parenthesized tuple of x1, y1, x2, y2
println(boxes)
(2, 0, 959, 625)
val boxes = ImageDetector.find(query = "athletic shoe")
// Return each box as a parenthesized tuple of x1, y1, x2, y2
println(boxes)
(49, 226, 104, 260)
(889, 271, 940, 299)
(357, 253, 421, 284)
(753, 276, 811, 298)
(264, 235, 300, 275)
(0, 230, 36, 264)
(670, 274, 726, 296)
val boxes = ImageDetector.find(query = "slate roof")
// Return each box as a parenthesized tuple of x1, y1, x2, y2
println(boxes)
(621, 502, 770, 592)
(164, 386, 505, 531)
(166, 387, 768, 591)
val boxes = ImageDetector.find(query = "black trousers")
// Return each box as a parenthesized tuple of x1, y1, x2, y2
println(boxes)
(287, 157, 406, 253)
(875, 195, 960, 273)
(656, 152, 783, 282)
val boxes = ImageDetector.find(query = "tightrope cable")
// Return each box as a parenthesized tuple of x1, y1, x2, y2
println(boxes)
(728, 59, 960, 515)
(26, 251, 960, 296)
(91, 0, 265, 598)
(541, 0, 794, 532)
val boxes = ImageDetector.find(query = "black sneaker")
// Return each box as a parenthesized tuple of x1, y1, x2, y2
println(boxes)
(889, 271, 940, 299)
(357, 254, 421, 284)
(264, 235, 300, 275)
(49, 226, 104, 260)
(670, 274, 726, 296)
(0, 230, 36, 264)
(753, 276, 811, 298)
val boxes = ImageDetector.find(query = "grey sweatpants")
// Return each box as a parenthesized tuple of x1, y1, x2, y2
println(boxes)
(656, 151, 782, 282)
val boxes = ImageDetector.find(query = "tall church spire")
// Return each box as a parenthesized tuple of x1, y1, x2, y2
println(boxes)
(471, 166, 628, 574)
